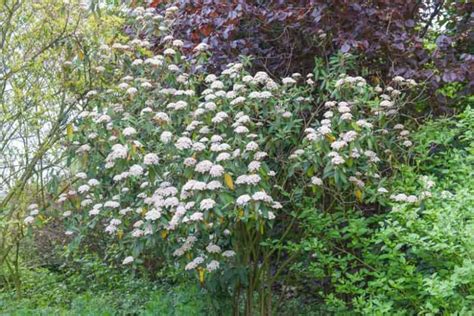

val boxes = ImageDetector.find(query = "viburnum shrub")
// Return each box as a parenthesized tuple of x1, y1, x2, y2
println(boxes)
(23, 5, 422, 315)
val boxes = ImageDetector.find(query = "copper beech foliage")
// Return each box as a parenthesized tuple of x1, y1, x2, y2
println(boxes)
(148, 0, 472, 109)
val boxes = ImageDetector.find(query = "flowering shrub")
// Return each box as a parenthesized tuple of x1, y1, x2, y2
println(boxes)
(21, 5, 426, 314)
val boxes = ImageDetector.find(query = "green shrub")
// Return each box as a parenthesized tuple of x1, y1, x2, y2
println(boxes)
(294, 107, 474, 314)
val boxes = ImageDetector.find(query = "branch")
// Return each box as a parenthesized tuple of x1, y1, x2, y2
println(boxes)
(420, 0, 444, 38)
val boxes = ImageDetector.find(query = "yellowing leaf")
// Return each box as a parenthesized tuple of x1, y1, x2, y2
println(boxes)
(160, 230, 168, 239)
(67, 124, 73, 141)
(355, 189, 363, 202)
(325, 134, 336, 142)
(117, 230, 124, 240)
(224, 173, 234, 190)
(198, 267, 205, 284)
(238, 209, 244, 217)
(81, 152, 89, 168)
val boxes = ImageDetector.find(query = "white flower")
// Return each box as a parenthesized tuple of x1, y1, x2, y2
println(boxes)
(145, 208, 162, 221)
(331, 141, 347, 151)
(118, 82, 129, 90)
(364, 150, 380, 163)
(356, 120, 373, 129)
(377, 187, 388, 193)
(205, 74, 217, 82)
(282, 111, 292, 118)
(195, 160, 213, 173)
(324, 101, 336, 108)
(144, 153, 159, 165)
(331, 155, 345, 165)
(390, 193, 408, 202)
(207, 260, 220, 272)
(236, 194, 252, 206)
(126, 87, 138, 95)
(175, 137, 193, 150)
(318, 125, 332, 135)
(107, 144, 128, 161)
(78, 184, 90, 194)
(210, 80, 224, 90)
(222, 250, 236, 257)
(85, 90, 97, 98)
(185, 260, 198, 271)
(190, 212, 204, 222)
(184, 157, 197, 166)
(24, 216, 35, 225)
(341, 113, 353, 121)
(248, 161, 261, 172)
(380, 100, 393, 108)
(338, 105, 351, 113)
(81, 199, 93, 207)
(282, 77, 296, 85)
(349, 176, 365, 188)
(194, 43, 209, 52)
(206, 243, 221, 254)
(216, 152, 231, 162)
(324, 111, 334, 118)
(230, 96, 246, 106)
(234, 126, 249, 134)
(267, 211, 276, 220)
(88, 207, 100, 216)
(132, 58, 143, 66)
(200, 199, 216, 211)
(193, 142, 206, 152)
(235, 174, 261, 186)
(163, 48, 176, 56)
(311, 176, 323, 186)
(96, 114, 111, 123)
(342, 131, 358, 142)
(207, 181, 222, 190)
(209, 164, 224, 177)
(123, 127, 137, 136)
(110, 219, 122, 226)
(212, 112, 229, 123)
(88, 179, 100, 187)
(252, 191, 273, 203)
(77, 144, 91, 153)
(272, 202, 283, 209)
(76, 172, 88, 179)
(160, 131, 173, 143)
(104, 201, 120, 209)
(122, 256, 134, 265)
(129, 164, 144, 176)
(245, 141, 259, 151)
(154, 112, 171, 124)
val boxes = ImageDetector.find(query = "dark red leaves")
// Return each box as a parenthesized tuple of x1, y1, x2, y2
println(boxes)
(150, 0, 473, 108)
